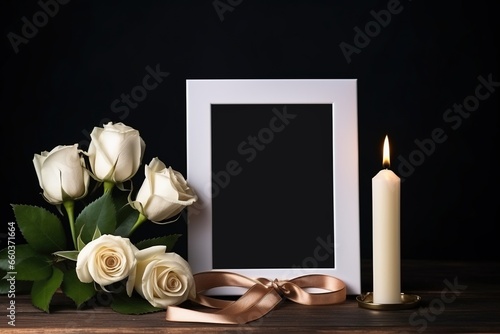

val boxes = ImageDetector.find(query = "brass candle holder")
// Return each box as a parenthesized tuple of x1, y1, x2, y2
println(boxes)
(357, 292, 421, 310)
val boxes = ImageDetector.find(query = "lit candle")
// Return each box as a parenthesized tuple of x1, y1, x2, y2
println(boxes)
(372, 135, 401, 304)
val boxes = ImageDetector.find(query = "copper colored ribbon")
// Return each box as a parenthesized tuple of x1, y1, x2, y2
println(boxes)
(165, 271, 346, 324)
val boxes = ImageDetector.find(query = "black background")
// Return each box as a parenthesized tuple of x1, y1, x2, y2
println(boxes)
(1, 0, 498, 261)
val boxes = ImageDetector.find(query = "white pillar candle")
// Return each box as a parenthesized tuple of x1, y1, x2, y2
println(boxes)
(372, 135, 401, 304)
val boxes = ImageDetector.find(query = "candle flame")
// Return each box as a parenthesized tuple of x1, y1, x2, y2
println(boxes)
(383, 135, 390, 169)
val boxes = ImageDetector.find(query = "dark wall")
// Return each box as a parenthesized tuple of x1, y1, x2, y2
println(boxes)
(1, 0, 498, 261)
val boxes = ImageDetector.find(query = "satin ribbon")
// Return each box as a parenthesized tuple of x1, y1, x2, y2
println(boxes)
(165, 271, 346, 324)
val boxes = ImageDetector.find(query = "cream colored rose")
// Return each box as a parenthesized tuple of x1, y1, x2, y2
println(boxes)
(33, 144, 90, 205)
(76, 234, 138, 296)
(130, 157, 197, 223)
(134, 246, 196, 308)
(87, 122, 145, 183)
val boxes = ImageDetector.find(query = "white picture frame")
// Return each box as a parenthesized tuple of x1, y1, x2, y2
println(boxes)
(186, 79, 360, 295)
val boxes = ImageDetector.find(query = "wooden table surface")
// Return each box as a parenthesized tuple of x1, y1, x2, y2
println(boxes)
(2, 259, 499, 333)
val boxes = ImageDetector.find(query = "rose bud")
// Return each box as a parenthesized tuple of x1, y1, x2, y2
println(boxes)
(130, 157, 197, 223)
(87, 122, 145, 184)
(33, 144, 90, 205)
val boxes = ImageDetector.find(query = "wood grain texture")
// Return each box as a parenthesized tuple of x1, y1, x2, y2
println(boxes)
(2, 260, 499, 333)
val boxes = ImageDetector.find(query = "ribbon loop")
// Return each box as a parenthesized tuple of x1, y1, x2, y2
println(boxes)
(165, 271, 346, 324)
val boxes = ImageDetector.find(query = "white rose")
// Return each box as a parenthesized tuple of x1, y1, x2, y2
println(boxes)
(76, 234, 138, 296)
(87, 122, 145, 183)
(33, 144, 90, 205)
(131, 157, 197, 223)
(134, 246, 196, 308)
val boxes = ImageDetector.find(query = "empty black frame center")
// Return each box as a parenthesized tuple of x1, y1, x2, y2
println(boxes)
(211, 104, 335, 269)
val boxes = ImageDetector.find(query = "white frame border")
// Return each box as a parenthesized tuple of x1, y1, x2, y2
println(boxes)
(186, 79, 360, 295)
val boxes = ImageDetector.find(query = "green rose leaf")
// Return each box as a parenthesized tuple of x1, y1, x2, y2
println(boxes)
(12, 205, 66, 254)
(114, 204, 140, 237)
(135, 234, 181, 251)
(61, 268, 96, 308)
(0, 244, 37, 271)
(110, 292, 163, 315)
(75, 192, 116, 244)
(0, 269, 32, 294)
(111, 188, 131, 213)
(15, 256, 52, 281)
(31, 266, 64, 313)
(53, 250, 79, 261)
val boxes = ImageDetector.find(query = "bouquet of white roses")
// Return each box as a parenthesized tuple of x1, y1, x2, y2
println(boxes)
(0, 122, 198, 314)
